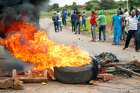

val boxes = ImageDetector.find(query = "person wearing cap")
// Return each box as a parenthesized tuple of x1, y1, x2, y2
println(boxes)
(112, 11, 122, 45)
(97, 10, 107, 41)
(123, 10, 139, 52)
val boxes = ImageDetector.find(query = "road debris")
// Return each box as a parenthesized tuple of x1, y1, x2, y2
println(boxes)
(0, 78, 24, 90)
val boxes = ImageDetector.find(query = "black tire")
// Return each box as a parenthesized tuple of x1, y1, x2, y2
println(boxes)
(54, 58, 98, 84)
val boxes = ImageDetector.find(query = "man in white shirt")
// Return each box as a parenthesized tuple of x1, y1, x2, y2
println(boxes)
(57, 11, 62, 31)
(123, 10, 139, 52)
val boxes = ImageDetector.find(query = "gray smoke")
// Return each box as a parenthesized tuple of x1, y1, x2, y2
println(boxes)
(0, 0, 49, 25)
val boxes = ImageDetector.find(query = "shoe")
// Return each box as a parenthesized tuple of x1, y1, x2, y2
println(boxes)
(91, 40, 94, 42)
(135, 49, 139, 52)
(98, 39, 101, 41)
(123, 47, 127, 50)
(91, 39, 96, 42)
(112, 43, 116, 45)
(91, 39, 95, 42)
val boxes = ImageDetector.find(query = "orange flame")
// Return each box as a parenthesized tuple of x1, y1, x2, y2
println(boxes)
(1, 21, 91, 71)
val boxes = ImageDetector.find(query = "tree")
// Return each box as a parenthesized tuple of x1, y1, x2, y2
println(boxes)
(72, 2, 78, 10)
(52, 3, 59, 10)
(99, 0, 117, 9)
(117, 0, 127, 8)
(85, 0, 100, 11)
(129, 0, 140, 7)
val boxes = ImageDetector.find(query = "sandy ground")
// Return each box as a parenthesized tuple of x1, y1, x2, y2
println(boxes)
(0, 18, 140, 93)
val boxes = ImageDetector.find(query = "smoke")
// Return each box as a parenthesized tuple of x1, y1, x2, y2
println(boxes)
(0, 0, 49, 74)
(0, 0, 49, 27)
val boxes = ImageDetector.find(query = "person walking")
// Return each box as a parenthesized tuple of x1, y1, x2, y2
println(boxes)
(112, 11, 122, 45)
(52, 12, 59, 32)
(123, 10, 139, 52)
(90, 11, 97, 42)
(98, 10, 107, 41)
(71, 10, 78, 33)
(82, 12, 87, 31)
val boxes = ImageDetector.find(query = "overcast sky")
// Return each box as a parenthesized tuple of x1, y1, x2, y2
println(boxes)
(50, 0, 122, 7)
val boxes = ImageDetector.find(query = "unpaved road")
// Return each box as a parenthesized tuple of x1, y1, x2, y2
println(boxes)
(0, 18, 140, 93)
(40, 18, 140, 62)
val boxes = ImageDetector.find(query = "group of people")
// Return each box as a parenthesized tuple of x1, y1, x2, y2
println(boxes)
(52, 9, 68, 32)
(71, 10, 87, 34)
(52, 8, 140, 52)
(70, 9, 107, 41)
(112, 8, 140, 52)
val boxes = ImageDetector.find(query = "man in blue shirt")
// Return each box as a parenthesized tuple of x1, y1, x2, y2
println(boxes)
(71, 11, 78, 32)
(52, 12, 59, 32)
(62, 9, 68, 26)
(112, 11, 122, 45)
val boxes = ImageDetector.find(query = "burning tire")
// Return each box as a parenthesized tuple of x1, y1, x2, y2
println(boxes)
(54, 58, 98, 84)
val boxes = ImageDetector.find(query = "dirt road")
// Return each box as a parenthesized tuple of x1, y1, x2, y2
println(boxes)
(40, 18, 140, 62)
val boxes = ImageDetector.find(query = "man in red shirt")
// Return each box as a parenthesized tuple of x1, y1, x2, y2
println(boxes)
(90, 11, 97, 42)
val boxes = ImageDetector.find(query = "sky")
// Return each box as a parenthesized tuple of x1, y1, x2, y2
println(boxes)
(50, 0, 90, 7)
(50, 0, 121, 7)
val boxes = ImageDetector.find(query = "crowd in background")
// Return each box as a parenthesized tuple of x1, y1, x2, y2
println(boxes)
(52, 7, 140, 52)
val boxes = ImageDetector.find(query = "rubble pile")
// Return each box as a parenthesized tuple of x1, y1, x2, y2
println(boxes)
(95, 52, 119, 65)
(92, 53, 140, 82)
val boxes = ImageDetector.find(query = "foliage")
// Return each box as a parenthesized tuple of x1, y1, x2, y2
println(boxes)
(48, 3, 59, 11)
(85, 0, 100, 11)
(71, 2, 78, 10)
(99, 0, 117, 9)
(129, 0, 140, 7)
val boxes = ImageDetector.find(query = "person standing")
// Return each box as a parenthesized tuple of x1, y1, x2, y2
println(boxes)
(71, 11, 78, 32)
(75, 11, 81, 34)
(98, 10, 107, 41)
(82, 12, 87, 31)
(52, 12, 59, 32)
(123, 10, 138, 52)
(123, 10, 139, 51)
(62, 9, 67, 26)
(90, 11, 97, 42)
(121, 15, 126, 41)
(57, 11, 62, 31)
(136, 10, 140, 51)
(112, 11, 122, 45)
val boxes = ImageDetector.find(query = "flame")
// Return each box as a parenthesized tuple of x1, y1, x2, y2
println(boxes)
(1, 21, 91, 71)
